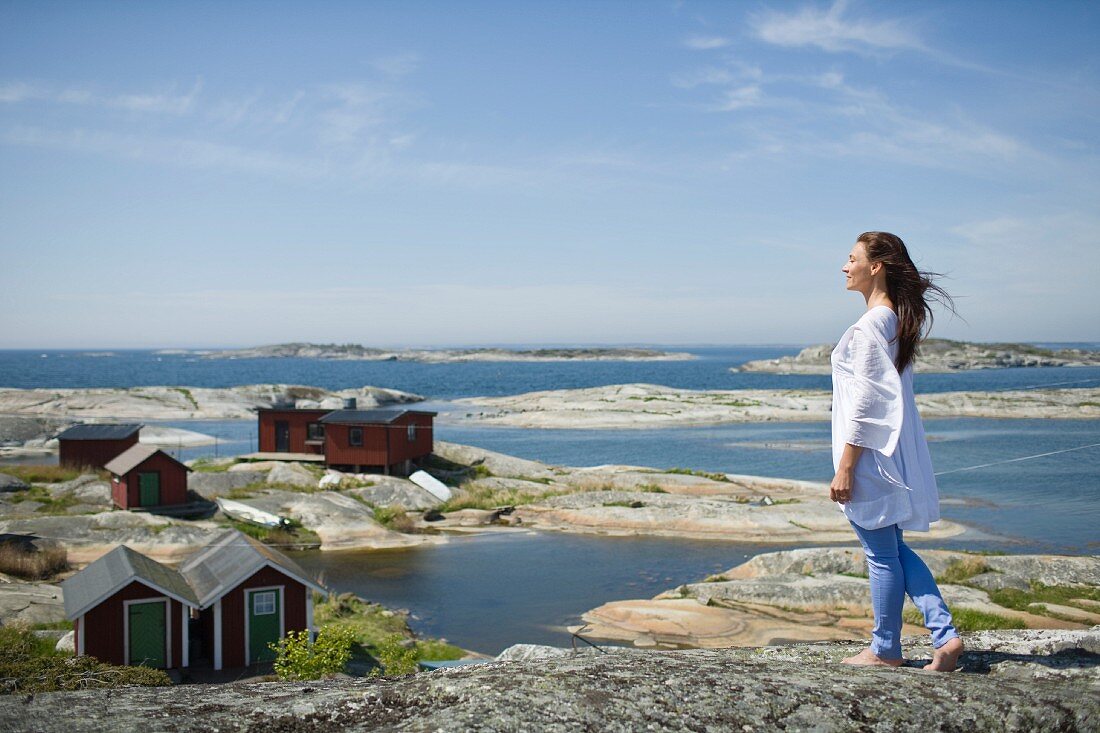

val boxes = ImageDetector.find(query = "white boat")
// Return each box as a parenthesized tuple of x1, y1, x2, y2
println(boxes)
(215, 497, 291, 529)
(409, 470, 453, 501)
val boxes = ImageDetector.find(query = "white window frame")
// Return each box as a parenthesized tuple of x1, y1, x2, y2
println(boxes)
(252, 590, 277, 615)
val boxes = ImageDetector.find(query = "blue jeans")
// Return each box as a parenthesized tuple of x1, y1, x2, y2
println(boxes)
(849, 522, 959, 659)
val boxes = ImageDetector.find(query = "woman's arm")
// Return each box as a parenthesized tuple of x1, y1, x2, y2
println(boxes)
(830, 443, 864, 503)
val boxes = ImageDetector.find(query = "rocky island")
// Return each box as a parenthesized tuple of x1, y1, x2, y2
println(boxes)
(735, 338, 1100, 374)
(454, 382, 1100, 428)
(183, 342, 695, 362)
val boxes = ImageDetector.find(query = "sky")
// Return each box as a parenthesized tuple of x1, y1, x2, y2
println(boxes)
(1, 0, 1098, 348)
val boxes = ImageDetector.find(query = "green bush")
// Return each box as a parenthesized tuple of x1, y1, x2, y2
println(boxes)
(0, 625, 170, 694)
(372, 634, 418, 676)
(270, 626, 355, 681)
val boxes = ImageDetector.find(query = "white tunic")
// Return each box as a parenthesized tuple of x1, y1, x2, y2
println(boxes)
(830, 306, 940, 531)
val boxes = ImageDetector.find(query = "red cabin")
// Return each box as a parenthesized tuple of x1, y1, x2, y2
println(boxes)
(62, 545, 198, 669)
(105, 444, 191, 510)
(255, 401, 435, 475)
(56, 423, 142, 469)
(62, 530, 326, 671)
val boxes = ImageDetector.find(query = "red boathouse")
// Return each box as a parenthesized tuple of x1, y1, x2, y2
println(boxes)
(105, 444, 192, 510)
(56, 423, 142, 470)
(256, 400, 435, 475)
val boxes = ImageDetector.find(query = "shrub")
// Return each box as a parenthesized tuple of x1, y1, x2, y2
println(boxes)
(372, 634, 418, 676)
(0, 624, 170, 694)
(270, 626, 355, 681)
(0, 541, 68, 580)
(373, 506, 415, 533)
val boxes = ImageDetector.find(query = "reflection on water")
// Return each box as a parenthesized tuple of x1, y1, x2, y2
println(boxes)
(291, 532, 775, 656)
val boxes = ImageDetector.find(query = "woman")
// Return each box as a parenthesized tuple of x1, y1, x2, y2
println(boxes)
(830, 231, 963, 672)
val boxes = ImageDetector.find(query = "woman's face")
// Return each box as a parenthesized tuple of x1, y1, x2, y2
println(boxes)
(842, 242, 875, 293)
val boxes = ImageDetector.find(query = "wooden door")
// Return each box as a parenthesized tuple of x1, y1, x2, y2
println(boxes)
(247, 589, 281, 664)
(138, 472, 160, 506)
(275, 422, 290, 452)
(128, 600, 166, 667)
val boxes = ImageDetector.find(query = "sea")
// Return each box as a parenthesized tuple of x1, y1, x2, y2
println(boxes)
(2, 347, 1098, 653)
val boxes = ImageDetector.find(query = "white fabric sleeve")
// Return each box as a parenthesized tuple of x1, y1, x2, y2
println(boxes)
(840, 324, 903, 456)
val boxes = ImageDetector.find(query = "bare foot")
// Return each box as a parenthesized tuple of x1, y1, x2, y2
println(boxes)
(841, 648, 904, 667)
(923, 637, 963, 672)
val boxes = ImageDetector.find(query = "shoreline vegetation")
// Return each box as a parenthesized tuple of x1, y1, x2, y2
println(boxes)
(735, 338, 1100, 374)
(164, 343, 696, 362)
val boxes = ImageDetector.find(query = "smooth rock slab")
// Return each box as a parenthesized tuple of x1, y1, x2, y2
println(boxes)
(1, 630, 1097, 732)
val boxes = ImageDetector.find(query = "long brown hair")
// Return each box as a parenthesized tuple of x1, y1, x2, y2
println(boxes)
(857, 231, 955, 373)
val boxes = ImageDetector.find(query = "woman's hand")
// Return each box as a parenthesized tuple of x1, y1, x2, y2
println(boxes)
(830, 467, 854, 503)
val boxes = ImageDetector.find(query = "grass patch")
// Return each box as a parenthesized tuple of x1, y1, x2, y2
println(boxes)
(373, 506, 415, 533)
(0, 541, 68, 580)
(0, 624, 170, 694)
(32, 620, 74, 631)
(7, 486, 83, 515)
(438, 483, 568, 512)
(903, 606, 1025, 631)
(838, 570, 868, 579)
(986, 583, 1100, 615)
(602, 500, 644, 508)
(314, 593, 464, 672)
(788, 520, 811, 530)
(1, 465, 107, 484)
(189, 458, 235, 473)
(703, 574, 727, 583)
(664, 467, 730, 483)
(224, 518, 320, 548)
(171, 387, 199, 410)
(636, 484, 668, 493)
(935, 557, 994, 585)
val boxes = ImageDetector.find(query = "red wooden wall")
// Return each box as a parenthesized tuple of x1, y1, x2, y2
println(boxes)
(60, 435, 138, 469)
(256, 409, 328, 454)
(112, 452, 189, 509)
(217, 565, 307, 668)
(78, 580, 186, 668)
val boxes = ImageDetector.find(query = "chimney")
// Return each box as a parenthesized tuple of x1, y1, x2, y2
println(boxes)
(343, 397, 357, 410)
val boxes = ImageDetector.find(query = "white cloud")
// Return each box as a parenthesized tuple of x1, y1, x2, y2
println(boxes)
(371, 53, 420, 77)
(0, 79, 204, 114)
(713, 85, 763, 112)
(684, 35, 730, 50)
(751, 0, 924, 55)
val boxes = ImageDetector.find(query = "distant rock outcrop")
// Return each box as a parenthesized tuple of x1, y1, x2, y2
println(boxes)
(734, 339, 1100, 374)
(2, 629, 1096, 731)
(197, 343, 695, 362)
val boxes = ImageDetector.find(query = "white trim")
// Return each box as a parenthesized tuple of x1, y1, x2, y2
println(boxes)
(193, 560, 326, 609)
(306, 592, 314, 636)
(213, 599, 223, 671)
(68, 576, 197, 620)
(243, 585, 285, 666)
(123, 597, 171, 669)
(181, 607, 189, 668)
(76, 615, 85, 656)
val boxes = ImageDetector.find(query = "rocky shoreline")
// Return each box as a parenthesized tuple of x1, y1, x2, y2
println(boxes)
(576, 546, 1100, 650)
(735, 338, 1100, 374)
(2, 628, 1097, 731)
(453, 382, 1100, 428)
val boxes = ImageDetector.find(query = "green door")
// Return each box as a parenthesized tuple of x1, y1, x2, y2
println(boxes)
(128, 601, 166, 667)
(138, 472, 160, 506)
(248, 589, 280, 664)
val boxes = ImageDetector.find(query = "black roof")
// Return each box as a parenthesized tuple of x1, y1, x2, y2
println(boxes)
(318, 408, 436, 424)
(55, 423, 142, 441)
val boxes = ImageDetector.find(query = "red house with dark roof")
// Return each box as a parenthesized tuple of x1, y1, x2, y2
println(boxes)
(56, 423, 142, 469)
(256, 399, 435, 475)
(105, 444, 191, 510)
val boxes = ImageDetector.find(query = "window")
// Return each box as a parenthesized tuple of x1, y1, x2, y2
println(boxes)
(407, 424, 416, 442)
(307, 423, 324, 441)
(253, 591, 276, 615)
(349, 427, 363, 446)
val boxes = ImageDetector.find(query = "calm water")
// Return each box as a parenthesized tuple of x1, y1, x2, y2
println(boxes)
(2, 348, 1098, 652)
(3, 347, 1100, 397)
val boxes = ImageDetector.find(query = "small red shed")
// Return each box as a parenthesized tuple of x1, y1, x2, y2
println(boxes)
(61, 545, 198, 669)
(56, 423, 142, 469)
(179, 530, 326, 670)
(105, 444, 191, 510)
